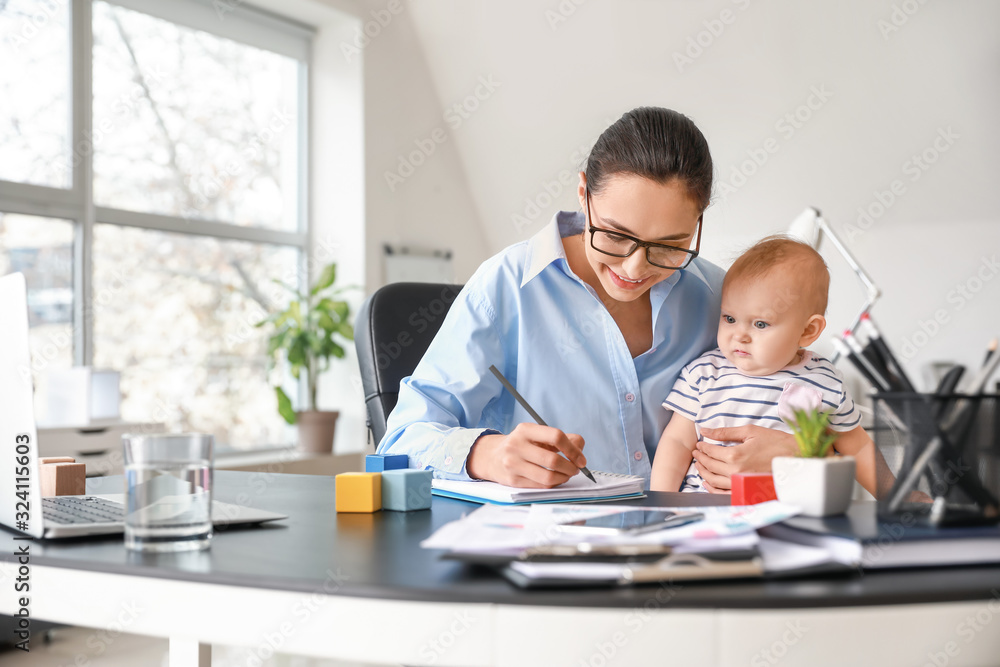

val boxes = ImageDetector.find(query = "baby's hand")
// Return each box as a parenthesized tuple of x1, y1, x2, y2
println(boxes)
(906, 490, 934, 504)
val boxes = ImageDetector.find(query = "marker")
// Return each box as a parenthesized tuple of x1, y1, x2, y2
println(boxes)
(859, 313, 916, 392)
(984, 337, 997, 369)
(832, 337, 883, 391)
(842, 331, 892, 392)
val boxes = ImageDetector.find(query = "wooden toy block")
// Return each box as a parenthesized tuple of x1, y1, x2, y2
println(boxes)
(336, 472, 382, 512)
(731, 472, 777, 505)
(40, 457, 86, 497)
(365, 454, 409, 473)
(381, 469, 433, 511)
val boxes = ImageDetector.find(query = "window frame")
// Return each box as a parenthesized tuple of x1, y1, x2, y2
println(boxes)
(0, 0, 313, 368)
(0, 0, 314, 450)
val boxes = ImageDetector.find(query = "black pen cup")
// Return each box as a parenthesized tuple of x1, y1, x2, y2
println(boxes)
(872, 392, 1000, 523)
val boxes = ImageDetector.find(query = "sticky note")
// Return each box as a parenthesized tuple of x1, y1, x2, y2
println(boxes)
(382, 469, 433, 511)
(336, 472, 382, 513)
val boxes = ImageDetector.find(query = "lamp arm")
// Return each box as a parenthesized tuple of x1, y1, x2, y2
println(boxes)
(815, 215, 882, 303)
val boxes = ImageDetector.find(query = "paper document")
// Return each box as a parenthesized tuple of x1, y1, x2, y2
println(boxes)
(421, 501, 801, 553)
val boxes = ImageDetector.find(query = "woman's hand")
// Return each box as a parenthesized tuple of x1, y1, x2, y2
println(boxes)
(692, 425, 797, 492)
(466, 423, 587, 488)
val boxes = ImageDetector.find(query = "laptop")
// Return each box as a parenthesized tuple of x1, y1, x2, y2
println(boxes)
(0, 272, 287, 539)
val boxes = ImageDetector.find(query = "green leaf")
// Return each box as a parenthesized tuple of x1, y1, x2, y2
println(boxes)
(336, 321, 354, 340)
(311, 263, 337, 295)
(331, 300, 349, 321)
(275, 387, 296, 424)
(287, 335, 308, 368)
(318, 312, 337, 334)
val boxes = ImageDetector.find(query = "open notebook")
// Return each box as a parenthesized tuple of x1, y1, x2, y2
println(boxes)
(431, 471, 645, 505)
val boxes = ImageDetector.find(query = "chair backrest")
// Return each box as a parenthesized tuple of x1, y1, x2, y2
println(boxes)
(354, 282, 464, 446)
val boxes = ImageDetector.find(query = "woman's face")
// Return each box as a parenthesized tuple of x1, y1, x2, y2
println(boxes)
(577, 172, 703, 304)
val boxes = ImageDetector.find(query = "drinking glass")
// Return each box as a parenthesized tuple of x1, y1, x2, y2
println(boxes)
(122, 433, 213, 552)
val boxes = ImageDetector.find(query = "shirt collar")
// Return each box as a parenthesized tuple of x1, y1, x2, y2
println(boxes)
(520, 210, 582, 288)
(520, 210, 718, 297)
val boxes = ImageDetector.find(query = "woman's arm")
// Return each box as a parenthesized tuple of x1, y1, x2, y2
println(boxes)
(692, 426, 798, 492)
(650, 415, 699, 492)
(378, 273, 587, 487)
(467, 425, 586, 488)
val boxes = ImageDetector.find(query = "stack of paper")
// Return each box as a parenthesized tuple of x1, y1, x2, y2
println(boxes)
(422, 501, 804, 586)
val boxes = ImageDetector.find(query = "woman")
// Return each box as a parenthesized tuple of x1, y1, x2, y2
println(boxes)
(378, 107, 795, 491)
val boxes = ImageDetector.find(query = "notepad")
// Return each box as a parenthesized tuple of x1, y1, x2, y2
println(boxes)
(431, 471, 645, 505)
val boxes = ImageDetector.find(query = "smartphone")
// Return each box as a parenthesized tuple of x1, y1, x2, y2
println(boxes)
(555, 509, 704, 536)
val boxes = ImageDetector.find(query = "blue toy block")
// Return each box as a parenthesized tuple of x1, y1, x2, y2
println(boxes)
(365, 454, 409, 473)
(381, 469, 433, 511)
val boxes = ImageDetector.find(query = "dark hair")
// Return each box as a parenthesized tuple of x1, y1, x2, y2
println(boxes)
(585, 107, 713, 211)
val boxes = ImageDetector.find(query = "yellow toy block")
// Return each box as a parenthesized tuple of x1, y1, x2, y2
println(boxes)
(336, 472, 382, 513)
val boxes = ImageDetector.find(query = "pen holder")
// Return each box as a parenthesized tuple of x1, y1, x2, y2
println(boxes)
(872, 392, 1000, 524)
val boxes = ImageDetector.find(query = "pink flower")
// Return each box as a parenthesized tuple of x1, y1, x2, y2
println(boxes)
(777, 382, 823, 423)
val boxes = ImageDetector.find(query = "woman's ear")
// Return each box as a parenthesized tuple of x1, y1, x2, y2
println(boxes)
(577, 171, 587, 211)
(798, 314, 827, 348)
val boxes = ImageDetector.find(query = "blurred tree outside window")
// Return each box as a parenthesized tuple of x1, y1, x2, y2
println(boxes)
(0, 0, 312, 450)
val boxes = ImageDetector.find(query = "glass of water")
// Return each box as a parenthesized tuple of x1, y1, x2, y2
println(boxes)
(122, 433, 213, 552)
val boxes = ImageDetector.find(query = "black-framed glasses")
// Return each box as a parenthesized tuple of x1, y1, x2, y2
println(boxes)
(585, 187, 702, 270)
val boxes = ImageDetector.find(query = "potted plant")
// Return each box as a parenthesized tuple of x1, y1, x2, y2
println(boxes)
(256, 262, 354, 453)
(771, 384, 856, 517)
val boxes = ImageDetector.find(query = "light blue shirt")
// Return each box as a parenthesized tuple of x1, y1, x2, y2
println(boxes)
(378, 211, 724, 484)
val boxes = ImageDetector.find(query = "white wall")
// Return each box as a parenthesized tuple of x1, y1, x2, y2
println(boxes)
(402, 0, 1000, 392)
(265, 0, 1000, 453)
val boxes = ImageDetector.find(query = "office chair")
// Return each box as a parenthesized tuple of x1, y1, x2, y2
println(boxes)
(355, 282, 464, 446)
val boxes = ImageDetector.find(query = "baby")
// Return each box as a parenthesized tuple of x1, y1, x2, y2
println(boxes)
(650, 235, 877, 494)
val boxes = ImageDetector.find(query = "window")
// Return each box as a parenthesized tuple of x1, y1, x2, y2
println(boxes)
(0, 0, 314, 449)
(0, 0, 71, 188)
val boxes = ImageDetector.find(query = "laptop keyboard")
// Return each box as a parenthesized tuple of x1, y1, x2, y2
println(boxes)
(43, 496, 125, 525)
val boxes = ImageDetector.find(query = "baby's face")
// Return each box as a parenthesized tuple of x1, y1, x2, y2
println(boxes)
(718, 269, 817, 376)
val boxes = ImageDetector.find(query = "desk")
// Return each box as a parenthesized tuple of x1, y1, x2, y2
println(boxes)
(3, 472, 1000, 666)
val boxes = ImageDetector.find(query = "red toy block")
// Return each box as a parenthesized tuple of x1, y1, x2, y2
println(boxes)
(731, 472, 777, 505)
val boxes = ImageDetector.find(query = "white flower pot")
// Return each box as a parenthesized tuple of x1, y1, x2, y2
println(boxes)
(772, 456, 856, 517)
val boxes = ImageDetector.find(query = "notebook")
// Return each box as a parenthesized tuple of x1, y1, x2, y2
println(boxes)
(761, 502, 1000, 569)
(431, 470, 645, 505)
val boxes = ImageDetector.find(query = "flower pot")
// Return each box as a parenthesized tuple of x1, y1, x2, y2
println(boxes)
(295, 410, 339, 454)
(772, 456, 856, 517)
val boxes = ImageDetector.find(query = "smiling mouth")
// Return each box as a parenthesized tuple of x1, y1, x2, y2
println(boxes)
(607, 268, 648, 289)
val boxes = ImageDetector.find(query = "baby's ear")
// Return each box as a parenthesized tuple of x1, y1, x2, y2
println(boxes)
(798, 314, 826, 347)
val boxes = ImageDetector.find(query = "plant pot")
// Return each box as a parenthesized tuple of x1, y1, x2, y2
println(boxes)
(295, 410, 339, 454)
(772, 456, 856, 517)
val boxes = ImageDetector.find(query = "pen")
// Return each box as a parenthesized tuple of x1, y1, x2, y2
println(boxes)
(983, 337, 997, 369)
(859, 313, 916, 392)
(832, 336, 885, 392)
(488, 364, 597, 483)
(842, 331, 892, 392)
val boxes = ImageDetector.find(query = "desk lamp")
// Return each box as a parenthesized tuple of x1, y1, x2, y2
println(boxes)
(787, 207, 882, 348)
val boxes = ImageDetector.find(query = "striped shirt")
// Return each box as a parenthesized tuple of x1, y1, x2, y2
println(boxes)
(662, 349, 862, 492)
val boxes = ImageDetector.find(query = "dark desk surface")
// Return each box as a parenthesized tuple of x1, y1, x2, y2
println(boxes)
(3, 471, 1000, 609)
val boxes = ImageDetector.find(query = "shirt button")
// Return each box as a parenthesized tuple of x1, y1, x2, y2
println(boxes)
(634, 451, 643, 461)
(625, 393, 635, 402)
(444, 456, 453, 465)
